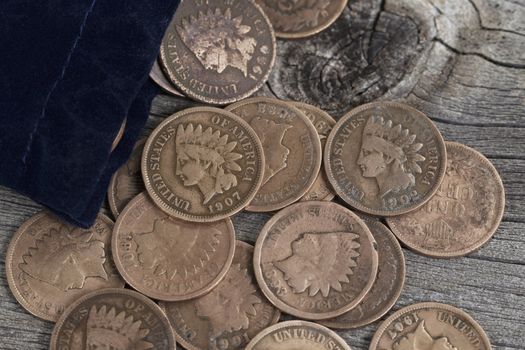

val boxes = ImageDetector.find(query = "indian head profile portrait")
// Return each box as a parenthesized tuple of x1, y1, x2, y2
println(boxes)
(274, 232, 360, 297)
(249, 117, 292, 185)
(177, 8, 257, 77)
(133, 217, 221, 280)
(175, 123, 243, 205)
(84, 305, 154, 350)
(393, 320, 458, 350)
(19, 227, 108, 291)
(358, 115, 425, 197)
(195, 264, 261, 340)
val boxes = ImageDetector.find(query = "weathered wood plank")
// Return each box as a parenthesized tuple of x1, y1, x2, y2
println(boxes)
(0, 0, 524, 349)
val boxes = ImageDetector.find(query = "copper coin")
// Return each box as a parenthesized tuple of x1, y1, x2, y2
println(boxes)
(370, 302, 492, 350)
(254, 201, 378, 320)
(226, 97, 322, 212)
(142, 107, 265, 222)
(386, 142, 505, 257)
(160, 241, 280, 350)
(108, 139, 146, 218)
(320, 221, 405, 329)
(113, 193, 236, 301)
(325, 101, 447, 216)
(111, 117, 127, 152)
(150, 59, 185, 97)
(5, 212, 125, 321)
(291, 101, 337, 202)
(50, 288, 176, 350)
(245, 320, 352, 350)
(255, 0, 348, 39)
(159, 0, 276, 105)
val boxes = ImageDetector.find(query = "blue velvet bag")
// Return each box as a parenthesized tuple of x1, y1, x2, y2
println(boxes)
(0, 0, 180, 227)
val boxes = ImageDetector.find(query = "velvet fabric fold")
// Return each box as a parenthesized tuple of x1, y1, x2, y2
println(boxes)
(0, 0, 179, 227)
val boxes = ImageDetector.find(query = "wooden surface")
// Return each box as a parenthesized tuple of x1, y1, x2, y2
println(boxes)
(1, 0, 524, 348)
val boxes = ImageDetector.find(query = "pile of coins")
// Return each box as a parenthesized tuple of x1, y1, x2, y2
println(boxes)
(5, 1, 504, 350)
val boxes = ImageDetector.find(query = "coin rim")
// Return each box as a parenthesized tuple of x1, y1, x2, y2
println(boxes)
(49, 287, 176, 350)
(290, 101, 337, 202)
(142, 106, 265, 222)
(369, 301, 492, 350)
(245, 320, 352, 350)
(386, 141, 506, 258)
(324, 101, 447, 216)
(108, 138, 147, 218)
(320, 220, 406, 329)
(112, 192, 236, 301)
(159, 1, 277, 105)
(150, 59, 186, 97)
(263, 0, 349, 39)
(159, 240, 281, 350)
(253, 201, 379, 320)
(5, 212, 121, 322)
(226, 97, 322, 212)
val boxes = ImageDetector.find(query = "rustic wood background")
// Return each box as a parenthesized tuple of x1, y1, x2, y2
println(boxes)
(0, 0, 523, 348)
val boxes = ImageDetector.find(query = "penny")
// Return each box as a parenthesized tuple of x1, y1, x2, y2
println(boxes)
(254, 201, 378, 320)
(291, 101, 337, 202)
(113, 192, 236, 301)
(386, 142, 505, 257)
(160, 241, 280, 350)
(108, 139, 146, 218)
(160, 0, 276, 105)
(142, 106, 265, 222)
(255, 0, 348, 39)
(50, 288, 176, 350)
(150, 59, 185, 97)
(5, 212, 124, 321)
(325, 101, 447, 216)
(245, 320, 352, 350)
(111, 117, 127, 152)
(320, 221, 405, 329)
(226, 97, 322, 212)
(370, 302, 492, 350)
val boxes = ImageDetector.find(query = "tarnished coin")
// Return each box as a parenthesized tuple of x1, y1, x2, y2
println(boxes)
(255, 0, 348, 39)
(245, 320, 352, 350)
(370, 302, 492, 350)
(50, 288, 176, 350)
(108, 139, 146, 217)
(160, 241, 280, 350)
(325, 101, 447, 216)
(142, 107, 265, 222)
(321, 221, 405, 329)
(387, 142, 505, 257)
(5, 212, 124, 321)
(113, 193, 236, 301)
(291, 101, 337, 202)
(254, 201, 378, 320)
(160, 0, 276, 105)
(150, 59, 185, 97)
(227, 97, 322, 212)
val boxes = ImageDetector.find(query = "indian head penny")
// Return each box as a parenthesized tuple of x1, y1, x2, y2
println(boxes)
(150, 59, 185, 97)
(321, 221, 405, 329)
(254, 201, 378, 320)
(160, 0, 276, 105)
(142, 107, 265, 222)
(387, 142, 505, 257)
(325, 101, 447, 216)
(50, 288, 176, 350)
(291, 101, 337, 202)
(255, 0, 349, 39)
(227, 97, 322, 212)
(160, 241, 281, 350)
(5, 212, 124, 321)
(112, 193, 236, 301)
(245, 320, 352, 350)
(108, 139, 146, 218)
(370, 302, 492, 350)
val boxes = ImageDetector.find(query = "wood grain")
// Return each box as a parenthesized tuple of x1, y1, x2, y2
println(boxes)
(0, 0, 524, 348)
